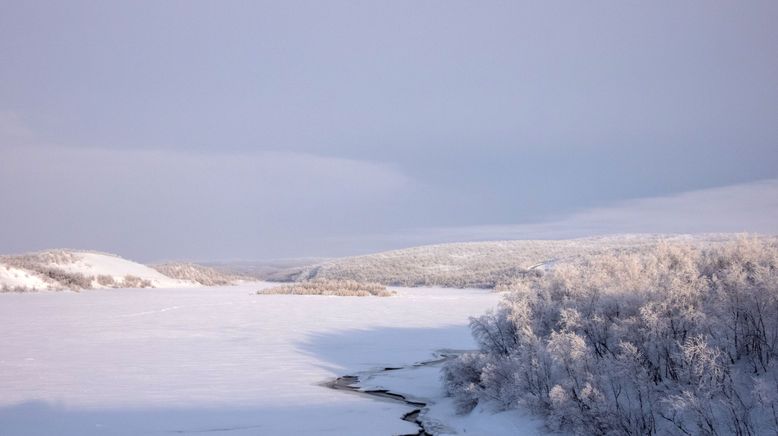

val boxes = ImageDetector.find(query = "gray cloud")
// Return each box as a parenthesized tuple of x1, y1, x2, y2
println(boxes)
(1, 1, 776, 259)
(0, 144, 412, 261)
(342, 178, 778, 252)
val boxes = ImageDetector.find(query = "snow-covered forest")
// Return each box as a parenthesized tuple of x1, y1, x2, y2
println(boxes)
(443, 237, 778, 435)
(151, 262, 242, 286)
(275, 235, 745, 289)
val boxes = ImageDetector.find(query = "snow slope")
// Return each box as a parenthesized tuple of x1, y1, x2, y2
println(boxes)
(0, 250, 199, 290)
(0, 263, 51, 291)
(55, 251, 198, 288)
(0, 283, 533, 435)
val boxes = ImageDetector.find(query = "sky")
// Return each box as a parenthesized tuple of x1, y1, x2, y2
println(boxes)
(1, 1, 777, 262)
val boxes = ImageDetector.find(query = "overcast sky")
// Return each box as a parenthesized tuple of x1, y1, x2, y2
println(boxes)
(1, 1, 777, 261)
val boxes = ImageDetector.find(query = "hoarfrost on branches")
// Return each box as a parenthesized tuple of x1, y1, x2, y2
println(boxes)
(443, 237, 778, 435)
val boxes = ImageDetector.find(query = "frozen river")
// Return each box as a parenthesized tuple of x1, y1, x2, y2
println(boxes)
(0, 283, 529, 435)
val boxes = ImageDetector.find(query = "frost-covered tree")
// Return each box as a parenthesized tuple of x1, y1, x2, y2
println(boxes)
(443, 237, 778, 435)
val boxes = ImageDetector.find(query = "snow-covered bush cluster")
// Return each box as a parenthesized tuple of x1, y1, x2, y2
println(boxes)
(0, 284, 29, 293)
(2, 254, 94, 290)
(443, 237, 778, 435)
(152, 262, 240, 286)
(120, 275, 153, 288)
(258, 279, 394, 297)
(95, 274, 152, 288)
(278, 235, 737, 289)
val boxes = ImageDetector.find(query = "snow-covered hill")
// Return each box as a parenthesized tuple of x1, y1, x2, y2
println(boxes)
(274, 234, 753, 288)
(0, 250, 200, 291)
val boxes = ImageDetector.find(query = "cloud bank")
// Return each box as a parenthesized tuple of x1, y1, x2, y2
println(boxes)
(0, 145, 411, 261)
(348, 178, 778, 251)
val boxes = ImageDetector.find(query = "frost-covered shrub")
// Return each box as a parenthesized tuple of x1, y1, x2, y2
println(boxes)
(258, 279, 394, 297)
(443, 237, 778, 435)
(39, 268, 93, 290)
(7, 250, 79, 266)
(443, 352, 492, 413)
(1, 251, 94, 290)
(96, 275, 116, 287)
(0, 284, 31, 293)
(7, 265, 94, 290)
(121, 275, 152, 288)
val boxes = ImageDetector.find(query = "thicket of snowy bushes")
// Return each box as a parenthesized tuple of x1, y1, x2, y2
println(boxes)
(1, 284, 29, 293)
(443, 237, 778, 435)
(276, 235, 737, 289)
(258, 279, 394, 297)
(2, 254, 94, 290)
(152, 262, 240, 286)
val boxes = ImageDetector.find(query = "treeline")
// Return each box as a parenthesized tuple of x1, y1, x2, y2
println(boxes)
(277, 235, 740, 289)
(152, 262, 240, 286)
(443, 237, 778, 435)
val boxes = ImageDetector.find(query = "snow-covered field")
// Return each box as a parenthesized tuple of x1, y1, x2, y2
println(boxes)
(0, 283, 540, 435)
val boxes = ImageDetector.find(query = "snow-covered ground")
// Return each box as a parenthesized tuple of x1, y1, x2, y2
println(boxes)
(0, 283, 541, 435)
(358, 363, 544, 435)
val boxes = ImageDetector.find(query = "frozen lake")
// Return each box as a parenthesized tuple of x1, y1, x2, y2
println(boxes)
(0, 283, 512, 435)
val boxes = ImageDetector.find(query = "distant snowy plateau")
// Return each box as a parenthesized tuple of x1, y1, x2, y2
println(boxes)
(0, 284, 544, 435)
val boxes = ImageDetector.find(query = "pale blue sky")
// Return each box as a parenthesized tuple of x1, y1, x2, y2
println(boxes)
(1, 1, 777, 261)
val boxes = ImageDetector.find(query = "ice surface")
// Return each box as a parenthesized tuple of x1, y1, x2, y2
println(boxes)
(0, 283, 536, 435)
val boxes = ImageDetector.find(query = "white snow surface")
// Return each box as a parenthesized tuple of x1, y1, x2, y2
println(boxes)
(0, 283, 541, 435)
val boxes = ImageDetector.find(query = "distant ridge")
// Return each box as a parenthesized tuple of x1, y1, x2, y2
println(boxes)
(270, 234, 772, 289)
